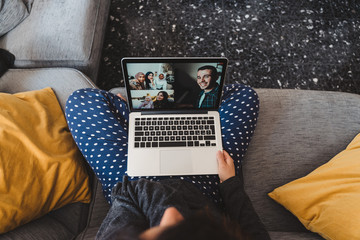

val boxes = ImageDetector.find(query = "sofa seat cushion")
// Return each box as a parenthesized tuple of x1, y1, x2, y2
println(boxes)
(0, 87, 91, 233)
(0, 202, 89, 239)
(0, 0, 32, 37)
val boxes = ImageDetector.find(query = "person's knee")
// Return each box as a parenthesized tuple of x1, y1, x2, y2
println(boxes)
(223, 84, 258, 102)
(242, 86, 259, 104)
(66, 88, 94, 105)
(65, 88, 99, 118)
(230, 84, 257, 96)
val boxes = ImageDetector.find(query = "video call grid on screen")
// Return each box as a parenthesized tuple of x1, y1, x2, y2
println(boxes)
(122, 58, 228, 111)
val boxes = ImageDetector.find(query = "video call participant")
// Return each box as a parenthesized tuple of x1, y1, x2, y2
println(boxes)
(139, 95, 154, 109)
(155, 73, 168, 90)
(145, 72, 156, 90)
(153, 91, 173, 109)
(129, 72, 146, 90)
(196, 66, 220, 108)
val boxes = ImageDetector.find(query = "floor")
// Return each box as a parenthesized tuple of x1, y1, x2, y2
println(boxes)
(97, 0, 360, 94)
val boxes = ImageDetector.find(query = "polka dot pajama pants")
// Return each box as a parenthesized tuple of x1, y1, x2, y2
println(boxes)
(65, 84, 259, 205)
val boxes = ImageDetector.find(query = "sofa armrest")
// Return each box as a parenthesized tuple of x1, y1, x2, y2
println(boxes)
(0, 0, 111, 81)
(0, 68, 97, 110)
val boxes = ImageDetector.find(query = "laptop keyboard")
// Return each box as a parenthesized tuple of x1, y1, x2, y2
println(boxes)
(133, 116, 217, 148)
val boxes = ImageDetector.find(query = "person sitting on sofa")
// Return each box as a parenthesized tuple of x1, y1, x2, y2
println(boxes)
(65, 84, 267, 239)
(96, 150, 270, 240)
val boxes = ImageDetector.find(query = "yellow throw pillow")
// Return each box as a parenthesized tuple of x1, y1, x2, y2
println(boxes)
(0, 88, 91, 234)
(268, 133, 360, 240)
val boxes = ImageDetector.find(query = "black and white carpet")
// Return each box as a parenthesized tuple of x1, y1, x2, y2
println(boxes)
(97, 0, 360, 94)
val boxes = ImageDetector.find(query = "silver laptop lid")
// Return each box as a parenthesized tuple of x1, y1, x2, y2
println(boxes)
(121, 57, 228, 112)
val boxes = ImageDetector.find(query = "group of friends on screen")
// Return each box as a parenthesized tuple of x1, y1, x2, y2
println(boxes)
(129, 65, 220, 109)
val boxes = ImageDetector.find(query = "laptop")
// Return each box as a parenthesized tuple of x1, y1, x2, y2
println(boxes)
(121, 57, 228, 176)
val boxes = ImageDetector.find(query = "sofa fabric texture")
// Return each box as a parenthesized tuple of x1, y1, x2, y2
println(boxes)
(0, 0, 110, 81)
(0, 68, 96, 108)
(0, 0, 32, 37)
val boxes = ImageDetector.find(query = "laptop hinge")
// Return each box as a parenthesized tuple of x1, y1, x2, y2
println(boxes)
(141, 110, 208, 115)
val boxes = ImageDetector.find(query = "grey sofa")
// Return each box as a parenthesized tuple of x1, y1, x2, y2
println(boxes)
(1, 2, 359, 238)
(0, 0, 110, 83)
(1, 72, 360, 239)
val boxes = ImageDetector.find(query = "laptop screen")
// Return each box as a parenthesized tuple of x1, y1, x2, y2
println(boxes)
(121, 58, 228, 112)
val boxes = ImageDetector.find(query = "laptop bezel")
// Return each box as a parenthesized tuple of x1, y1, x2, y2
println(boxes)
(121, 57, 228, 112)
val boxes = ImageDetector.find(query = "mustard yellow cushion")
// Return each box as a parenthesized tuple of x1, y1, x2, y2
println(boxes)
(269, 133, 360, 240)
(0, 88, 91, 234)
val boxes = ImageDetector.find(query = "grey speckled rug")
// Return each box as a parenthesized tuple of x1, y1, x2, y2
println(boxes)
(97, 0, 360, 94)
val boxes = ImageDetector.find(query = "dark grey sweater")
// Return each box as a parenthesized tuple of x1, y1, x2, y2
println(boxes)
(0, 49, 14, 78)
(97, 176, 270, 240)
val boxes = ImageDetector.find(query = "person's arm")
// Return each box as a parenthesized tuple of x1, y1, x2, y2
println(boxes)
(139, 101, 148, 108)
(217, 151, 270, 240)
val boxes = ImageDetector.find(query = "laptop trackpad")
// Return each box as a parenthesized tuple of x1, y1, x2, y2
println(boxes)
(160, 150, 192, 175)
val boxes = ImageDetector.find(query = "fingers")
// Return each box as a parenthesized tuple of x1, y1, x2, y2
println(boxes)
(222, 150, 232, 164)
(216, 150, 227, 168)
(216, 150, 224, 161)
(217, 150, 231, 164)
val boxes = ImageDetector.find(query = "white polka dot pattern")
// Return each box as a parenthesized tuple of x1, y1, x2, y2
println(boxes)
(65, 84, 259, 205)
